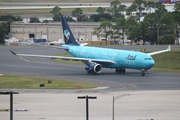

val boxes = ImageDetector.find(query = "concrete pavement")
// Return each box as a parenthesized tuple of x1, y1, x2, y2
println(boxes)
(0, 90, 180, 120)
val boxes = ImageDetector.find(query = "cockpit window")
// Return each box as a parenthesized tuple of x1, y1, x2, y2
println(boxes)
(144, 58, 152, 60)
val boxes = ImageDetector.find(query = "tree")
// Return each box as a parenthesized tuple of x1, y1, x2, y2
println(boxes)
(71, 8, 83, 17)
(50, 6, 62, 21)
(126, 19, 155, 45)
(7, 19, 12, 33)
(144, 13, 159, 44)
(158, 34, 175, 45)
(126, 0, 147, 22)
(139, 21, 151, 44)
(89, 7, 112, 22)
(0, 15, 22, 21)
(112, 18, 126, 44)
(108, 0, 126, 21)
(148, 2, 167, 44)
(65, 16, 76, 22)
(154, 2, 167, 19)
(96, 7, 106, 15)
(77, 15, 89, 22)
(159, 12, 174, 36)
(71, 8, 88, 22)
(93, 20, 113, 44)
(125, 17, 139, 44)
(0, 22, 8, 45)
(42, 20, 49, 23)
(89, 10, 112, 22)
(174, 3, 180, 12)
(172, 9, 180, 45)
(29, 17, 40, 23)
(145, 1, 156, 13)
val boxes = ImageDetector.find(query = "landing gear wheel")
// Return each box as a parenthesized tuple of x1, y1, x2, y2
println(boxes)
(141, 70, 145, 76)
(115, 68, 119, 73)
(119, 68, 122, 73)
(115, 68, 125, 74)
(91, 72, 96, 75)
(122, 68, 126, 73)
(141, 72, 145, 76)
(87, 71, 90, 74)
(87, 71, 97, 75)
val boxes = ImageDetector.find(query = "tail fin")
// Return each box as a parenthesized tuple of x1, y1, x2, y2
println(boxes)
(61, 16, 79, 46)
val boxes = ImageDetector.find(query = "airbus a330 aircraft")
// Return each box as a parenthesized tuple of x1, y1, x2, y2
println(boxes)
(10, 16, 171, 76)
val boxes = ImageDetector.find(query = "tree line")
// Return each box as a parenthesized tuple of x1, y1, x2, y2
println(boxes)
(49, 0, 180, 45)
(1, 0, 180, 45)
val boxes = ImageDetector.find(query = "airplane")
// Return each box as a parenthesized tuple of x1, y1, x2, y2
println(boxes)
(10, 16, 171, 76)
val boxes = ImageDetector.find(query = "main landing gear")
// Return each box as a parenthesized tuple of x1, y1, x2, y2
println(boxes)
(115, 68, 126, 74)
(116, 68, 146, 76)
(87, 70, 97, 75)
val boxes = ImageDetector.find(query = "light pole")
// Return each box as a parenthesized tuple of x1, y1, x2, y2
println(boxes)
(112, 94, 130, 120)
(77, 95, 97, 120)
(0, 91, 19, 120)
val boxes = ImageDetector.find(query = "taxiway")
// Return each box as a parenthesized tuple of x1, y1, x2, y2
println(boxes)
(0, 45, 180, 91)
(1, 45, 180, 120)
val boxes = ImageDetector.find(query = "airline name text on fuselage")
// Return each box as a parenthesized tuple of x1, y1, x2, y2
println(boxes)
(126, 54, 137, 60)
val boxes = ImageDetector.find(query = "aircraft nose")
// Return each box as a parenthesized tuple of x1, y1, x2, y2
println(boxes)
(148, 60, 155, 68)
(144, 60, 155, 69)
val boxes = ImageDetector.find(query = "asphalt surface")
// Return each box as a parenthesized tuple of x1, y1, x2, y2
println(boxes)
(0, 45, 180, 92)
(1, 45, 180, 120)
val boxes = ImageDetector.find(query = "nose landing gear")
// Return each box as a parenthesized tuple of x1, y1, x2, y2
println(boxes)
(141, 69, 145, 76)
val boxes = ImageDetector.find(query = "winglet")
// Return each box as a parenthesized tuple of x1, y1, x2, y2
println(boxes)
(167, 45, 171, 51)
(10, 50, 16, 55)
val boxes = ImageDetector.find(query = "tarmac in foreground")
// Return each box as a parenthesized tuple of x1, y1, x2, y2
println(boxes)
(0, 90, 180, 120)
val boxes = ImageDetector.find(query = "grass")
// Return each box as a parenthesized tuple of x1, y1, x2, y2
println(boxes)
(0, 8, 97, 16)
(52, 50, 180, 73)
(0, 75, 99, 89)
(152, 50, 180, 72)
(51, 53, 83, 64)
(0, 0, 159, 15)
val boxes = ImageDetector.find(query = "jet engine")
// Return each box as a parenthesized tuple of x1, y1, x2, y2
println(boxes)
(85, 62, 102, 74)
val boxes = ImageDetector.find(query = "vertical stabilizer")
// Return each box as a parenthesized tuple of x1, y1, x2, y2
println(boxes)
(61, 16, 79, 46)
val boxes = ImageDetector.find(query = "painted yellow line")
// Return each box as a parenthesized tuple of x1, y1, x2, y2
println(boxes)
(129, 84, 137, 88)
(19, 57, 30, 62)
(0, 108, 10, 111)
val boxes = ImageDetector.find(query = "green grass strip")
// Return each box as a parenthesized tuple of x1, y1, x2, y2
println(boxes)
(152, 50, 180, 72)
(0, 75, 99, 89)
(51, 53, 83, 64)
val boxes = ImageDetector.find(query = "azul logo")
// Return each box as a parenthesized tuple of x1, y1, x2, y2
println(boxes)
(64, 30, 70, 43)
(126, 54, 137, 60)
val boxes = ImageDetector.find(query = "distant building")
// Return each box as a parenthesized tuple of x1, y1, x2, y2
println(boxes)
(10, 22, 101, 42)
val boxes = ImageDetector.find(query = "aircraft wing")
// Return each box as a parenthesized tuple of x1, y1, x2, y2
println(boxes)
(10, 50, 116, 64)
(147, 45, 171, 56)
(34, 44, 68, 50)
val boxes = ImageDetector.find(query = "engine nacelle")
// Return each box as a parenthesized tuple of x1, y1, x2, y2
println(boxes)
(85, 62, 102, 74)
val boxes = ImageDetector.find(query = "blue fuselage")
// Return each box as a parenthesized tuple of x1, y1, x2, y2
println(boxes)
(63, 45, 155, 70)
